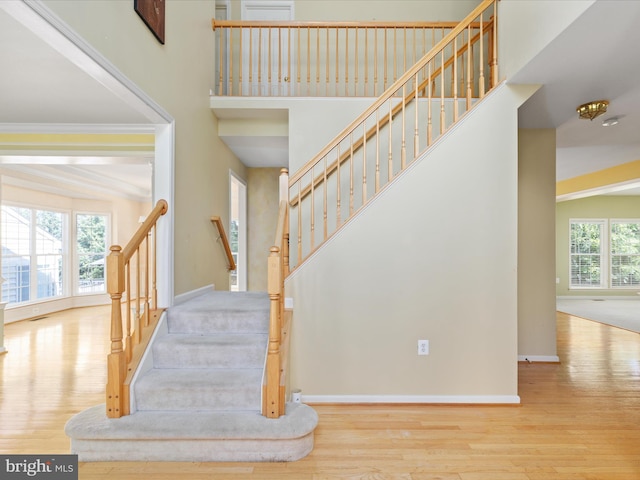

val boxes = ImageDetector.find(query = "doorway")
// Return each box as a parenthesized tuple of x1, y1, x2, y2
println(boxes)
(230, 171, 247, 291)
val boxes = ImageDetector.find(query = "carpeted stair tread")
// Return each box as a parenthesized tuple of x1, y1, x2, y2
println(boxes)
(152, 333, 268, 369)
(167, 291, 269, 335)
(134, 368, 262, 411)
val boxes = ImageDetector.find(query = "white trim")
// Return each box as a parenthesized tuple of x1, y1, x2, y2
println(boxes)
(302, 395, 521, 405)
(557, 295, 640, 300)
(4, 294, 109, 324)
(518, 355, 560, 363)
(0, 124, 157, 134)
(173, 284, 215, 306)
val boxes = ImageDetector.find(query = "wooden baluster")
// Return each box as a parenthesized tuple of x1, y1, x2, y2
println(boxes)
(238, 27, 243, 96)
(440, 50, 445, 134)
(249, 28, 253, 96)
(126, 262, 134, 354)
(263, 246, 282, 418)
(297, 182, 302, 265)
(277, 27, 282, 95)
(106, 245, 125, 418)
(152, 223, 158, 311)
(466, 24, 472, 110)
(283, 223, 290, 278)
(136, 248, 141, 333)
(374, 28, 378, 97)
(349, 132, 354, 215)
(383, 28, 387, 93)
(297, 27, 301, 96)
(354, 28, 359, 96)
(491, 1, 498, 88)
(310, 169, 315, 250)
(345, 27, 349, 96)
(401, 84, 406, 170)
(287, 26, 291, 96)
(453, 37, 458, 122)
(335, 27, 339, 96)
(412, 27, 416, 70)
(403, 27, 407, 77)
(316, 26, 320, 95)
(479, 13, 485, 98)
(375, 109, 380, 193)
(229, 27, 234, 95)
(414, 73, 419, 161)
(427, 61, 432, 146)
(362, 123, 367, 205)
(144, 232, 150, 327)
(364, 29, 369, 96)
(323, 157, 328, 240)
(393, 27, 397, 83)
(307, 27, 311, 95)
(218, 26, 224, 95)
(388, 100, 393, 182)
(326, 27, 330, 96)
(268, 28, 272, 95)
(336, 143, 342, 227)
(258, 28, 262, 96)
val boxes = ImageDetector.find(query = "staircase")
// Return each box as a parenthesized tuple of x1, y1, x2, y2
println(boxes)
(65, 290, 318, 462)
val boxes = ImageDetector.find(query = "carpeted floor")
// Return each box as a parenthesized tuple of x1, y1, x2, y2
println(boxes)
(556, 297, 640, 333)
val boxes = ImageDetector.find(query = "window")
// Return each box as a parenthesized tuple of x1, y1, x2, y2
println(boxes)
(76, 214, 108, 294)
(1, 206, 65, 304)
(570, 219, 640, 289)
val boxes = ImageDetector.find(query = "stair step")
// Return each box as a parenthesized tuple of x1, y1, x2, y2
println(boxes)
(134, 368, 263, 412)
(168, 291, 269, 334)
(65, 403, 318, 462)
(152, 333, 267, 369)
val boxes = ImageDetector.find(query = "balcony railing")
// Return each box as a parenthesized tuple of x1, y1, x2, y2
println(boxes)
(212, 19, 490, 97)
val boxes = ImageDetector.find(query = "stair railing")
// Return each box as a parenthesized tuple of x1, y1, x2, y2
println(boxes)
(212, 19, 482, 97)
(263, 198, 289, 418)
(289, 0, 498, 270)
(210, 216, 237, 271)
(106, 199, 168, 418)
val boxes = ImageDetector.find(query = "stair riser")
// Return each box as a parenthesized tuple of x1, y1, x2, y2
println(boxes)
(153, 340, 267, 369)
(70, 435, 315, 462)
(135, 384, 261, 411)
(167, 312, 269, 335)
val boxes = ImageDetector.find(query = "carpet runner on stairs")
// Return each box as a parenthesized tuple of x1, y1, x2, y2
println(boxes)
(65, 290, 317, 462)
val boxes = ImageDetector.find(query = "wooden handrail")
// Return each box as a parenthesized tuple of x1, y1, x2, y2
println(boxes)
(211, 216, 236, 271)
(289, 0, 498, 268)
(263, 200, 289, 418)
(213, 20, 461, 29)
(289, 17, 495, 207)
(290, 0, 496, 186)
(106, 199, 168, 418)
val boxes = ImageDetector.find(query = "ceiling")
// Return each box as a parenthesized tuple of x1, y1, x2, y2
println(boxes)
(2, 1, 640, 200)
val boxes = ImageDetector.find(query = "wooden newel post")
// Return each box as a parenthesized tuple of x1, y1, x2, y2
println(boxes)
(263, 246, 284, 418)
(106, 245, 126, 418)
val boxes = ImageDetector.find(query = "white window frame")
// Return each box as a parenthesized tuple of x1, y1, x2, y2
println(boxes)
(609, 218, 640, 289)
(1, 203, 69, 305)
(73, 211, 111, 296)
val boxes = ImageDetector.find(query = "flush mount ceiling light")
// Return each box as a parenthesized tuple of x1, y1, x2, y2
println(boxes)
(602, 116, 620, 127)
(577, 100, 609, 121)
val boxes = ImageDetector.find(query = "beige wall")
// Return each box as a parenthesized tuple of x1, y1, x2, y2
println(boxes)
(518, 129, 557, 360)
(247, 167, 280, 291)
(286, 84, 537, 400)
(44, 0, 247, 295)
(556, 195, 640, 297)
(229, 0, 480, 21)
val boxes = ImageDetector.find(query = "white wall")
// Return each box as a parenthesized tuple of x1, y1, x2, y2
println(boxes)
(286, 84, 537, 402)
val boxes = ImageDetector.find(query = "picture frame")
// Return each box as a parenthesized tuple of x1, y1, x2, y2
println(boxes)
(134, 0, 165, 45)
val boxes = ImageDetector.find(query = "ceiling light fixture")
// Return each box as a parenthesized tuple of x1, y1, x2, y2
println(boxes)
(602, 116, 619, 127)
(577, 100, 609, 121)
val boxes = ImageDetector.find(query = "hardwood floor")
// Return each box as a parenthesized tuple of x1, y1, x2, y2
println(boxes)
(1, 307, 639, 479)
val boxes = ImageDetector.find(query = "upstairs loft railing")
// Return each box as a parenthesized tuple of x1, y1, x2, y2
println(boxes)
(288, 0, 498, 270)
(106, 199, 168, 418)
(212, 18, 492, 97)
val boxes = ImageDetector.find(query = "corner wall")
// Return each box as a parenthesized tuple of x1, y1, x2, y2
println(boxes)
(287, 84, 537, 402)
(518, 129, 558, 361)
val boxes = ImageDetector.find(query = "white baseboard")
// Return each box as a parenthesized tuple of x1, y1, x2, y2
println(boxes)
(557, 295, 639, 301)
(174, 284, 215, 305)
(5, 294, 109, 324)
(301, 394, 521, 405)
(518, 355, 560, 363)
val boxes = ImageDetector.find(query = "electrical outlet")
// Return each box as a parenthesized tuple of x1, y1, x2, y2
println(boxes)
(418, 339, 429, 355)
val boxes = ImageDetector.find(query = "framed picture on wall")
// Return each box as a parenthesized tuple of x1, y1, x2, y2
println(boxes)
(134, 0, 165, 44)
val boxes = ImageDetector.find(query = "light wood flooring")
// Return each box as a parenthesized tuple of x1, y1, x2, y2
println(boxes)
(1, 306, 639, 479)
